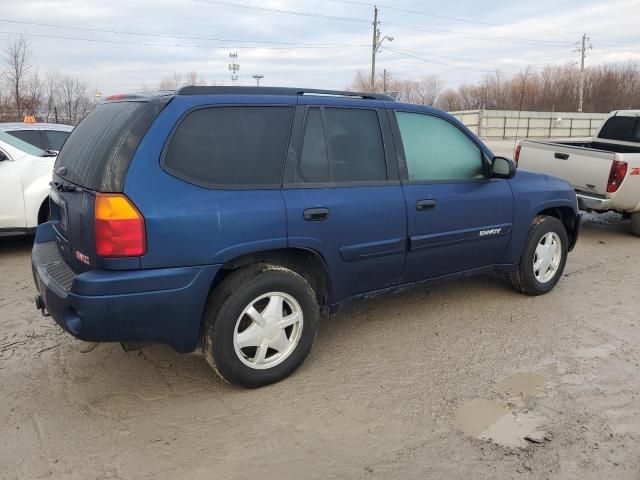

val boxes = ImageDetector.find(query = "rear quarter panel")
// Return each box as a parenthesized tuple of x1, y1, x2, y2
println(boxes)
(503, 170, 577, 264)
(123, 95, 295, 269)
(610, 153, 640, 212)
(518, 140, 615, 195)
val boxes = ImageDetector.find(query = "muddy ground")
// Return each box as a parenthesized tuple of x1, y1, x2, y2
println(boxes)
(1, 217, 639, 479)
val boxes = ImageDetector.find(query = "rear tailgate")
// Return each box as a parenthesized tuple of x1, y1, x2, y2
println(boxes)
(518, 140, 615, 195)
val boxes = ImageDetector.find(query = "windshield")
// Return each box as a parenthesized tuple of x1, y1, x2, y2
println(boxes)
(0, 130, 47, 156)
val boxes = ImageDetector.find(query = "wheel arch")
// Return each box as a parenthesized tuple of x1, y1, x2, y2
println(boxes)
(535, 205, 579, 251)
(209, 248, 332, 315)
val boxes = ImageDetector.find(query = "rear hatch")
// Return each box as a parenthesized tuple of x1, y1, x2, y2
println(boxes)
(518, 140, 616, 196)
(50, 95, 172, 272)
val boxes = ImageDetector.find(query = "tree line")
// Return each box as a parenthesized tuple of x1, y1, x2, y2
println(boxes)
(350, 62, 640, 113)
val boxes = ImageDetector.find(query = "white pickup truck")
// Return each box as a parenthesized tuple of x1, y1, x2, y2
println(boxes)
(516, 110, 640, 236)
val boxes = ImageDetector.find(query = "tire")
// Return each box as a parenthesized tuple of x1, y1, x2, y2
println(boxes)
(200, 264, 319, 388)
(509, 216, 568, 296)
(631, 212, 640, 237)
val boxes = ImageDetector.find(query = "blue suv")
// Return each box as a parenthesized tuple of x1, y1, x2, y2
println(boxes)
(32, 87, 581, 387)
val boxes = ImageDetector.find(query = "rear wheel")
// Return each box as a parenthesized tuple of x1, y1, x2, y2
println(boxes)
(509, 216, 568, 296)
(631, 212, 640, 237)
(201, 264, 319, 388)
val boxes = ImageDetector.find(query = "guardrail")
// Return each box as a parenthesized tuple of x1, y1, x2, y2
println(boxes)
(450, 109, 608, 139)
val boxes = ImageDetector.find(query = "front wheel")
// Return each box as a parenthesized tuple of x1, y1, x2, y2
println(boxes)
(509, 216, 568, 296)
(201, 264, 319, 388)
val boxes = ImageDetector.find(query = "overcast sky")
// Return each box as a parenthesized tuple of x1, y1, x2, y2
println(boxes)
(1, 0, 639, 95)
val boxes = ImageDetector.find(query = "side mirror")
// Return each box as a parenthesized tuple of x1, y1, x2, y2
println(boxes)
(491, 156, 516, 179)
(0, 151, 7, 161)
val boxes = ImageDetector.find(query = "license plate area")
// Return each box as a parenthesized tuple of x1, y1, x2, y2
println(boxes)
(50, 189, 69, 237)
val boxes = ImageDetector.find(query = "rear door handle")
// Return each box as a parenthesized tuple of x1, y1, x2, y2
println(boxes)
(554, 152, 570, 160)
(303, 207, 330, 221)
(416, 199, 437, 211)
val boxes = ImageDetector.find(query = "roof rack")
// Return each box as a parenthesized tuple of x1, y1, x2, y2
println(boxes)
(176, 86, 393, 101)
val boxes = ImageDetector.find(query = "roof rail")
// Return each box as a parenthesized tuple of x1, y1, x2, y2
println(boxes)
(176, 86, 393, 101)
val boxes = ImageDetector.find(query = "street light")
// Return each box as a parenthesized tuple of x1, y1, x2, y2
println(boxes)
(370, 14, 394, 92)
(252, 74, 264, 87)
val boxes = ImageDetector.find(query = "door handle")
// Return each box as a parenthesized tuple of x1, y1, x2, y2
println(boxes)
(554, 152, 569, 160)
(416, 199, 437, 211)
(303, 207, 330, 221)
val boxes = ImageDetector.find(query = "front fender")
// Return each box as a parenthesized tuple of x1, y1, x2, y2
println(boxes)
(503, 170, 578, 263)
(23, 176, 51, 228)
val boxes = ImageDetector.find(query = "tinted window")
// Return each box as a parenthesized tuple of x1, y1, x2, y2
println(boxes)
(396, 112, 484, 181)
(7, 130, 45, 149)
(599, 116, 638, 142)
(324, 108, 387, 182)
(164, 106, 294, 187)
(297, 108, 329, 183)
(44, 130, 70, 151)
(56, 98, 170, 191)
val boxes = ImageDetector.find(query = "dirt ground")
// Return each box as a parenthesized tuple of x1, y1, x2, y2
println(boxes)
(1, 214, 639, 479)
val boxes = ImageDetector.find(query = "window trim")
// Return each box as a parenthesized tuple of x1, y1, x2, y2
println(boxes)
(160, 104, 296, 190)
(282, 104, 400, 189)
(389, 109, 492, 185)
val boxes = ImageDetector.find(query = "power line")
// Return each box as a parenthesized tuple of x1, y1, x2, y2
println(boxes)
(192, 0, 577, 48)
(0, 18, 366, 47)
(0, 29, 363, 50)
(385, 47, 522, 75)
(326, 0, 580, 36)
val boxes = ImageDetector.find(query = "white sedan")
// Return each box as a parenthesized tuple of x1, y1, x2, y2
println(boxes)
(0, 123, 73, 237)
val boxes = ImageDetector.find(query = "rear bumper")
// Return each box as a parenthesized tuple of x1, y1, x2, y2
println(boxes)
(31, 223, 220, 353)
(576, 192, 612, 211)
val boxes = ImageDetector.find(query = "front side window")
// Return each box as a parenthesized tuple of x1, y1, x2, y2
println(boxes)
(7, 130, 45, 150)
(164, 106, 294, 187)
(396, 112, 484, 182)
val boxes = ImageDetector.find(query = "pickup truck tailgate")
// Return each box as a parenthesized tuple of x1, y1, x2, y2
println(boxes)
(518, 140, 615, 196)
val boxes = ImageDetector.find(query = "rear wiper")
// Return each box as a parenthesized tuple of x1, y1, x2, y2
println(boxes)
(50, 180, 82, 193)
(42, 149, 58, 157)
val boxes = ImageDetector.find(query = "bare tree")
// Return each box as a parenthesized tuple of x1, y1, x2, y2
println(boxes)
(2, 35, 33, 119)
(59, 75, 91, 124)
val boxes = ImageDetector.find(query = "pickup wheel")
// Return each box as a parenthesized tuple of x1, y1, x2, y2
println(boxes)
(631, 212, 640, 237)
(200, 264, 319, 388)
(509, 216, 568, 296)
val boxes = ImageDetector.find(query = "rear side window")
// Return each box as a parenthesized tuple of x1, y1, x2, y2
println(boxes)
(164, 106, 294, 187)
(7, 130, 45, 149)
(324, 108, 387, 183)
(290, 107, 387, 184)
(396, 112, 484, 182)
(599, 116, 639, 142)
(55, 98, 170, 192)
(44, 130, 70, 151)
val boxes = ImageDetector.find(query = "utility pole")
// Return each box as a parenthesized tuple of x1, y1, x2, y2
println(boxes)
(577, 34, 592, 113)
(370, 6, 393, 93)
(383, 69, 388, 92)
(229, 52, 240, 86)
(370, 6, 378, 92)
(252, 74, 264, 86)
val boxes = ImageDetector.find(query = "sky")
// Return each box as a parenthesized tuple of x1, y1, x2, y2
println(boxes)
(1, 0, 640, 95)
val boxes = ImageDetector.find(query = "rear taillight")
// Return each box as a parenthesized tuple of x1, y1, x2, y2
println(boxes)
(95, 193, 146, 257)
(607, 160, 628, 193)
(514, 144, 521, 165)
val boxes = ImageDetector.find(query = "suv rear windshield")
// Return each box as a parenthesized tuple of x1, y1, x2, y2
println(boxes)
(598, 116, 640, 143)
(55, 97, 171, 191)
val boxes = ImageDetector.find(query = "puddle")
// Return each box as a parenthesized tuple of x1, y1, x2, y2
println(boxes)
(455, 398, 547, 449)
(455, 370, 552, 448)
(496, 372, 549, 397)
